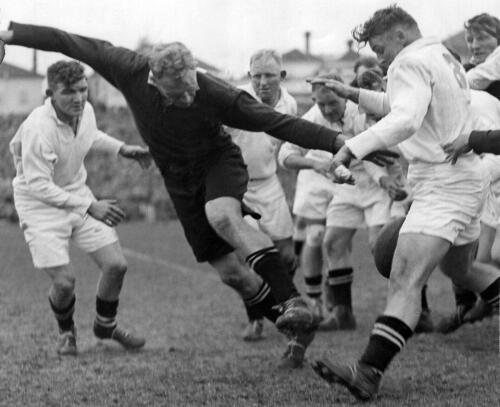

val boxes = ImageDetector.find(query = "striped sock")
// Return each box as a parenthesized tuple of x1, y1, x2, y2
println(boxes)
(95, 297, 118, 337)
(479, 277, 500, 310)
(327, 268, 353, 308)
(49, 295, 75, 332)
(360, 315, 413, 372)
(246, 247, 299, 302)
(305, 275, 322, 299)
(244, 282, 279, 323)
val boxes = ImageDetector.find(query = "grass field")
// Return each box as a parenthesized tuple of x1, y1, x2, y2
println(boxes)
(0, 219, 498, 407)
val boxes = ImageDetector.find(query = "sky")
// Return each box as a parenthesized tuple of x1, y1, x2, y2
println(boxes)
(1, 0, 499, 76)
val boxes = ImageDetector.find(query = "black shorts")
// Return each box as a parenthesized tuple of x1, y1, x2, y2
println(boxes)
(163, 144, 248, 262)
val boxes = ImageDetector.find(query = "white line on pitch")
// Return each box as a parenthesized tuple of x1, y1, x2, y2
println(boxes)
(122, 247, 219, 281)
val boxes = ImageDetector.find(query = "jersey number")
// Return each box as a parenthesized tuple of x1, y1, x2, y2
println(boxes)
(442, 53, 467, 89)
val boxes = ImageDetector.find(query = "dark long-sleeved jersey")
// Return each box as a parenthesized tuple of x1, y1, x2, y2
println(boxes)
(10, 22, 341, 176)
(469, 130, 500, 155)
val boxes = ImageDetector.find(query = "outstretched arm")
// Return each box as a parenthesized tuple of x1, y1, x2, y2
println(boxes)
(1, 22, 146, 89)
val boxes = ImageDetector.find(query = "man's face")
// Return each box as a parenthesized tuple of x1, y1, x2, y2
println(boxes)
(153, 68, 199, 108)
(50, 78, 88, 119)
(313, 87, 346, 123)
(369, 29, 406, 70)
(249, 57, 284, 106)
(465, 29, 498, 64)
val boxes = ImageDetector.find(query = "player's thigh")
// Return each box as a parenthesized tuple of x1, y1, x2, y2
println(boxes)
(88, 241, 127, 272)
(73, 215, 119, 256)
(476, 222, 496, 263)
(391, 233, 451, 289)
(440, 241, 478, 280)
(323, 226, 356, 253)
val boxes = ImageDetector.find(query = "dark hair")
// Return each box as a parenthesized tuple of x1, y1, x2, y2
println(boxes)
(353, 56, 381, 73)
(47, 60, 85, 90)
(357, 69, 384, 90)
(465, 13, 500, 42)
(352, 5, 418, 44)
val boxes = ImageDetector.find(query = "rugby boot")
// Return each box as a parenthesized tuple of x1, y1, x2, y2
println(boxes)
(56, 326, 77, 356)
(274, 296, 316, 334)
(436, 302, 475, 334)
(242, 319, 265, 342)
(318, 305, 356, 331)
(312, 359, 382, 401)
(94, 322, 146, 349)
(414, 309, 434, 333)
(277, 327, 316, 369)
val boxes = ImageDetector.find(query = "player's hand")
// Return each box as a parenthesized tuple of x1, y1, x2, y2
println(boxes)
(119, 144, 152, 169)
(88, 199, 126, 227)
(379, 176, 408, 201)
(442, 136, 472, 165)
(363, 150, 400, 166)
(311, 160, 332, 177)
(306, 77, 355, 100)
(328, 146, 355, 184)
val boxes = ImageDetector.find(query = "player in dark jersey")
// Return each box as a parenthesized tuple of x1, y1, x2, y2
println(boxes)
(0, 21, 397, 368)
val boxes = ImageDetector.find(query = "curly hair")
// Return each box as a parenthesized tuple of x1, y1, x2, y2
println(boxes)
(47, 60, 85, 90)
(357, 69, 384, 90)
(148, 42, 196, 79)
(465, 13, 500, 42)
(352, 5, 418, 44)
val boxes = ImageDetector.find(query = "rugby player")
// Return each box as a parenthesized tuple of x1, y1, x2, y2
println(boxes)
(10, 60, 149, 355)
(226, 49, 297, 345)
(310, 6, 500, 400)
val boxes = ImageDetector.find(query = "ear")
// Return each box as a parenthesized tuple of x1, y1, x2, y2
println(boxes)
(280, 70, 287, 80)
(394, 27, 407, 44)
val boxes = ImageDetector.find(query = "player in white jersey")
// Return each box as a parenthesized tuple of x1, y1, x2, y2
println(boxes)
(226, 49, 297, 347)
(10, 61, 150, 356)
(310, 6, 500, 401)
(279, 73, 404, 331)
(464, 13, 500, 99)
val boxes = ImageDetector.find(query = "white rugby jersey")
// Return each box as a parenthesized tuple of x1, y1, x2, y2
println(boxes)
(227, 84, 297, 180)
(10, 98, 124, 216)
(467, 46, 500, 90)
(279, 100, 387, 187)
(346, 37, 471, 164)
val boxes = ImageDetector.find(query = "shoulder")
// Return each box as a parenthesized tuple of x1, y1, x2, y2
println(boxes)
(302, 104, 321, 122)
(197, 71, 242, 102)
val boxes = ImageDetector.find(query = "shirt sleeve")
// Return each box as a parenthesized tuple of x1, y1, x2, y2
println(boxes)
(91, 131, 124, 155)
(469, 130, 500, 154)
(358, 89, 391, 117)
(221, 91, 340, 153)
(466, 47, 500, 90)
(346, 59, 432, 158)
(277, 141, 307, 168)
(20, 129, 93, 216)
(9, 21, 146, 89)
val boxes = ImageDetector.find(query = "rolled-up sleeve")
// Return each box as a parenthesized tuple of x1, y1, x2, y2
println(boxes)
(278, 141, 307, 168)
(346, 59, 431, 158)
(91, 130, 124, 155)
(358, 89, 391, 117)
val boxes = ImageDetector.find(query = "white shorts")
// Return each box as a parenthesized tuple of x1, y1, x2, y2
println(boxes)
(15, 197, 118, 269)
(243, 174, 293, 241)
(326, 183, 392, 228)
(400, 155, 488, 245)
(292, 169, 335, 220)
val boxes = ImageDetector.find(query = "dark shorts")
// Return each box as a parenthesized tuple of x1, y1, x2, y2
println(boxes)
(163, 144, 249, 262)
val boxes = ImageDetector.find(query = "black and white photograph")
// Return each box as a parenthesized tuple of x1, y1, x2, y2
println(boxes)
(0, 0, 498, 405)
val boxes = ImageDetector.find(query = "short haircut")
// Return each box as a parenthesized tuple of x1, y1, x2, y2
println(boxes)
(357, 68, 384, 90)
(352, 5, 418, 44)
(353, 56, 381, 73)
(148, 42, 196, 79)
(47, 60, 85, 90)
(311, 72, 343, 92)
(249, 49, 282, 69)
(465, 13, 500, 42)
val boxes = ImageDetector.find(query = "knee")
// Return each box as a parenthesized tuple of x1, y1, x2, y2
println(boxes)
(206, 204, 237, 235)
(102, 259, 128, 278)
(218, 265, 247, 290)
(53, 272, 76, 296)
(305, 224, 325, 248)
(324, 234, 350, 258)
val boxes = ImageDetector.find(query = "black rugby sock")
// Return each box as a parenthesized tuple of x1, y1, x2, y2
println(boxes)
(94, 297, 119, 337)
(244, 282, 280, 323)
(304, 275, 322, 299)
(327, 268, 353, 308)
(49, 295, 75, 332)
